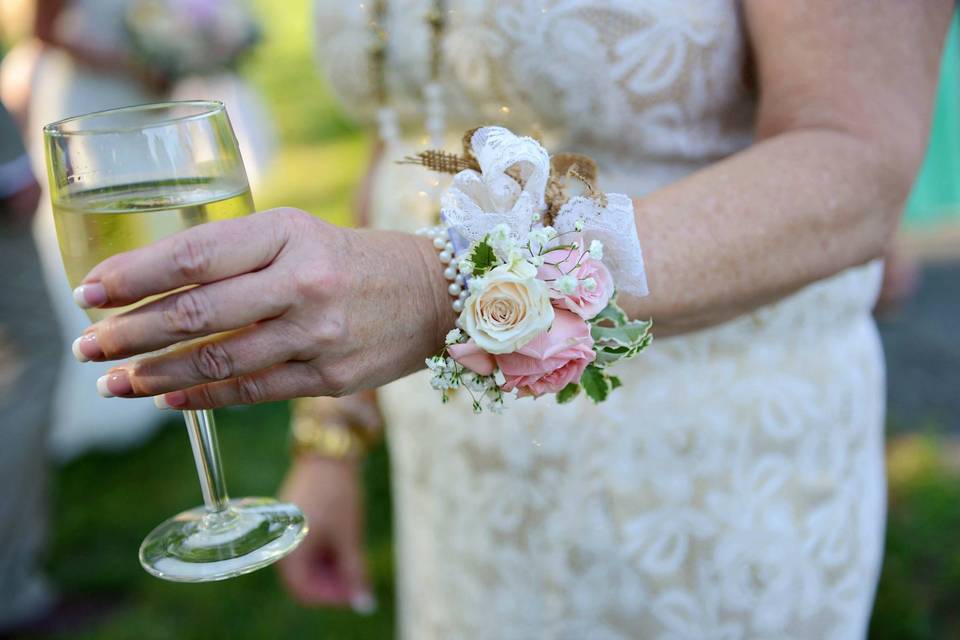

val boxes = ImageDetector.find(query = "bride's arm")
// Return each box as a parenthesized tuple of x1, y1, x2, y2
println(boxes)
(622, 0, 951, 334)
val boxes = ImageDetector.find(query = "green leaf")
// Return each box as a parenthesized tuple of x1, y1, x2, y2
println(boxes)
(591, 299, 629, 327)
(580, 365, 609, 403)
(609, 376, 622, 390)
(590, 299, 653, 367)
(556, 383, 580, 404)
(469, 239, 496, 276)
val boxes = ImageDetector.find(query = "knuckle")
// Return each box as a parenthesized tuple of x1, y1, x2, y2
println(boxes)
(317, 363, 352, 398)
(164, 290, 214, 335)
(192, 342, 233, 381)
(194, 384, 218, 409)
(236, 375, 266, 405)
(280, 207, 313, 225)
(292, 264, 345, 306)
(312, 314, 348, 345)
(171, 235, 212, 280)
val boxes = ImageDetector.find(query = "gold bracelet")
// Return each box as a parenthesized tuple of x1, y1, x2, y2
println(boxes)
(290, 413, 369, 461)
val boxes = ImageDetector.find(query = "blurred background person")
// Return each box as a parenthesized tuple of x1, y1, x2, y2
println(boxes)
(8, 0, 272, 460)
(26, 0, 175, 459)
(0, 98, 60, 636)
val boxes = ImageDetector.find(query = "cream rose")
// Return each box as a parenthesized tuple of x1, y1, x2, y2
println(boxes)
(461, 262, 555, 354)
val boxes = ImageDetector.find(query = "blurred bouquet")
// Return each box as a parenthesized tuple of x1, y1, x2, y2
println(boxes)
(125, 0, 260, 80)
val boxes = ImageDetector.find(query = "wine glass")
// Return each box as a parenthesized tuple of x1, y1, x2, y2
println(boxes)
(43, 101, 307, 582)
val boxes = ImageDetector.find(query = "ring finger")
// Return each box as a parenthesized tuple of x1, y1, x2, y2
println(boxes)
(97, 318, 310, 397)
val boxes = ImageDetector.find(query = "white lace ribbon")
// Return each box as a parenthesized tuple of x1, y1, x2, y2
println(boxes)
(440, 127, 649, 297)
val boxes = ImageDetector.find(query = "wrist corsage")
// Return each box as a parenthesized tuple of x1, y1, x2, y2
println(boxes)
(409, 127, 652, 412)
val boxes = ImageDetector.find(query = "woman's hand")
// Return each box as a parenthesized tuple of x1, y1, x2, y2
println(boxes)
(72, 208, 453, 409)
(278, 455, 375, 612)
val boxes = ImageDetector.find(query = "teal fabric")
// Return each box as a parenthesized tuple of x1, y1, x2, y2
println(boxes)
(904, 12, 960, 228)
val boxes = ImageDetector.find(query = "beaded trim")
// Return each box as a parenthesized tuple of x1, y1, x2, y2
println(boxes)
(416, 225, 468, 314)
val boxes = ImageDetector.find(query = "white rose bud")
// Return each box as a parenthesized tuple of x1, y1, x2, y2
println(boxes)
(462, 263, 555, 354)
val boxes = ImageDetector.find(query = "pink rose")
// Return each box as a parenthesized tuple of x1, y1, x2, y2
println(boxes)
(448, 339, 496, 376)
(495, 310, 596, 398)
(538, 242, 614, 320)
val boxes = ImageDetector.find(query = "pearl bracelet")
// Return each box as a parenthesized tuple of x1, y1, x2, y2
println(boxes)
(416, 225, 468, 313)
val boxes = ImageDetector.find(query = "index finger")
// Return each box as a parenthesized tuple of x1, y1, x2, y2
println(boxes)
(75, 208, 294, 309)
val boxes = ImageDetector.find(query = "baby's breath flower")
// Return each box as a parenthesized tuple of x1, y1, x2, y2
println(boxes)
(557, 274, 578, 294)
(543, 226, 558, 239)
(445, 328, 463, 345)
(574, 219, 585, 232)
(528, 227, 551, 247)
(582, 277, 597, 292)
(490, 223, 511, 242)
(459, 259, 475, 275)
(529, 255, 545, 267)
(589, 239, 604, 260)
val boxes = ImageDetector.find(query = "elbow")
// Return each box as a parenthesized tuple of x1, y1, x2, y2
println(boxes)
(856, 132, 925, 262)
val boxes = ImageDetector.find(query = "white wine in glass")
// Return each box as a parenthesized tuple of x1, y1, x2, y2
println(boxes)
(44, 101, 307, 582)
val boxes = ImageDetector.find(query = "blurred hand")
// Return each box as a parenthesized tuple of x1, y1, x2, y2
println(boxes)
(0, 179, 41, 230)
(278, 455, 374, 612)
(136, 65, 173, 96)
(72, 209, 452, 408)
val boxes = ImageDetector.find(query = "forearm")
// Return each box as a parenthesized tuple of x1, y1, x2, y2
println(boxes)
(623, 128, 914, 335)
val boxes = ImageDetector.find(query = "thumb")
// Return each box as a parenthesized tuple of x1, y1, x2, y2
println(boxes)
(340, 538, 375, 615)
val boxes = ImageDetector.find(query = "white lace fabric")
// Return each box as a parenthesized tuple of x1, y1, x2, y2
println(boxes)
(314, 1, 885, 638)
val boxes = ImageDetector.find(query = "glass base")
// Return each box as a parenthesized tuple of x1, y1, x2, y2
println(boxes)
(139, 497, 307, 582)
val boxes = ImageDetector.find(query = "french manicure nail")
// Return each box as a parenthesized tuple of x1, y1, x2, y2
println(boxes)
(72, 334, 102, 362)
(163, 390, 188, 409)
(350, 591, 377, 615)
(96, 371, 132, 398)
(73, 283, 108, 309)
(154, 395, 171, 410)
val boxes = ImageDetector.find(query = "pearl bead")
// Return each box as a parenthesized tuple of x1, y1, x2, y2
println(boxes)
(438, 251, 452, 263)
(444, 242, 454, 253)
(454, 274, 464, 285)
(443, 266, 456, 280)
(455, 317, 464, 329)
(433, 236, 446, 249)
(448, 283, 462, 296)
(458, 290, 468, 300)
(452, 300, 464, 313)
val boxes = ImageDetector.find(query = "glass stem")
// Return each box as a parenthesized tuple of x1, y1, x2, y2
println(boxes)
(183, 409, 230, 512)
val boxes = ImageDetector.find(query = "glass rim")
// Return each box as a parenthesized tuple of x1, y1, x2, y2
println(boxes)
(43, 100, 226, 137)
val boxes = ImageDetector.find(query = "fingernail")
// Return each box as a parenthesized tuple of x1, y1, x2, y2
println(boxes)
(72, 334, 102, 362)
(350, 591, 377, 615)
(162, 390, 188, 409)
(73, 283, 108, 309)
(153, 395, 171, 410)
(96, 371, 132, 398)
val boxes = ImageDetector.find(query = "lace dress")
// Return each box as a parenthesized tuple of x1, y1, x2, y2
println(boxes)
(314, 2, 885, 638)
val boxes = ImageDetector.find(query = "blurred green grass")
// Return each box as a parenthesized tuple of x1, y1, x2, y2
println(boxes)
(28, 1, 960, 638)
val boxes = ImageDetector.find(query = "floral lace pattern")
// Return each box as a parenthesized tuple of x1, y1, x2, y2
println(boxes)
(314, 1, 885, 637)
